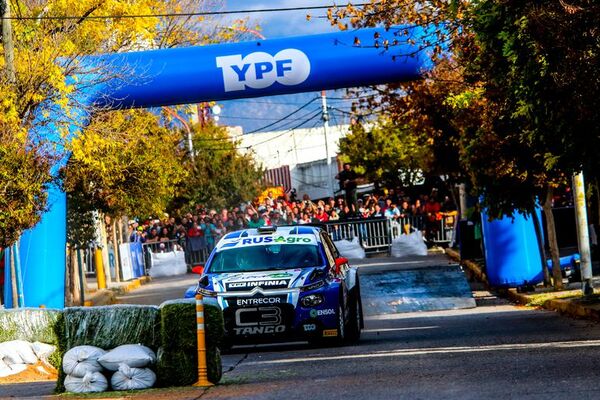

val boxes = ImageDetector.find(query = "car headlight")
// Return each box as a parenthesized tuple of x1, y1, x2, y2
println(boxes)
(197, 287, 217, 297)
(301, 294, 324, 307)
(301, 280, 326, 292)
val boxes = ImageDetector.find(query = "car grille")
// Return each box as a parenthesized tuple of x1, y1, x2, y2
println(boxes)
(224, 303, 294, 337)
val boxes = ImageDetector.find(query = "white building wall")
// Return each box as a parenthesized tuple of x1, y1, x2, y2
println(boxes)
(230, 125, 351, 200)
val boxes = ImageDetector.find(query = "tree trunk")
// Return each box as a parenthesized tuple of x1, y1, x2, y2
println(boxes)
(543, 187, 563, 290)
(9, 246, 18, 308)
(65, 246, 74, 306)
(77, 249, 87, 305)
(595, 177, 600, 230)
(70, 247, 81, 306)
(113, 219, 122, 282)
(532, 207, 551, 287)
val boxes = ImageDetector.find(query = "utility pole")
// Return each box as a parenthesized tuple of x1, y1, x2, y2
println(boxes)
(321, 90, 334, 197)
(1, 0, 16, 84)
(573, 172, 594, 295)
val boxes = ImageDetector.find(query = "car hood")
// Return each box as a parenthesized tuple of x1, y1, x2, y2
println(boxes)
(209, 268, 317, 293)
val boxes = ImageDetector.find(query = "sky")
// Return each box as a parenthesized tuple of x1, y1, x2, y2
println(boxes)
(216, 0, 355, 133)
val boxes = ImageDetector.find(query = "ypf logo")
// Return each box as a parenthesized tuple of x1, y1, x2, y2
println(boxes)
(216, 49, 311, 92)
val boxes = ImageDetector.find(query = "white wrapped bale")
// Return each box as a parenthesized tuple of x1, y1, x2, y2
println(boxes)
(63, 345, 106, 378)
(0, 363, 27, 378)
(98, 344, 156, 371)
(3, 340, 39, 364)
(0, 342, 24, 366)
(32, 342, 56, 361)
(110, 363, 156, 390)
(334, 237, 366, 259)
(391, 230, 428, 257)
(65, 371, 108, 393)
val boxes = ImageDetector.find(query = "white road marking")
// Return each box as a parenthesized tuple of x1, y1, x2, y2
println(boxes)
(245, 340, 600, 366)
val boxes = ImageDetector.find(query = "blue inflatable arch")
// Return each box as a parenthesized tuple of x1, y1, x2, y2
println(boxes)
(8, 26, 435, 308)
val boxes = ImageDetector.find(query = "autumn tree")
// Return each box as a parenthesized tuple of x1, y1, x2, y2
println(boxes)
(338, 119, 431, 189)
(0, 0, 257, 249)
(327, 1, 597, 289)
(170, 123, 264, 212)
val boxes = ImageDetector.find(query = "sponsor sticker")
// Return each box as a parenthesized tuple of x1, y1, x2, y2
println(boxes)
(235, 297, 282, 307)
(310, 308, 336, 318)
(216, 49, 311, 92)
(233, 326, 286, 335)
(226, 279, 290, 291)
(322, 329, 338, 337)
(303, 324, 317, 332)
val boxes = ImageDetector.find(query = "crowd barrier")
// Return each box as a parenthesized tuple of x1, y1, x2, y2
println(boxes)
(322, 213, 456, 255)
(82, 214, 456, 280)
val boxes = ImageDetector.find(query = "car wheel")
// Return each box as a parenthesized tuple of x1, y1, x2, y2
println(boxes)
(345, 291, 362, 344)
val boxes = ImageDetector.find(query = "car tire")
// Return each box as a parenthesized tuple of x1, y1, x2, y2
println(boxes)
(345, 291, 362, 344)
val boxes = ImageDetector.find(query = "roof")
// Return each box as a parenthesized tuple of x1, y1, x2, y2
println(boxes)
(216, 225, 321, 251)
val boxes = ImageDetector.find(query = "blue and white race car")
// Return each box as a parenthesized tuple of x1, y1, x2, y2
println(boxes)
(185, 225, 363, 346)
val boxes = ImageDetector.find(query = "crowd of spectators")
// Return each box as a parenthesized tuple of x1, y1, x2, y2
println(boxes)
(127, 187, 457, 256)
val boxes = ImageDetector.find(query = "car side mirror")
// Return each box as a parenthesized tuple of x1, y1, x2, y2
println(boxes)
(334, 257, 348, 274)
(199, 275, 209, 287)
(191, 265, 204, 275)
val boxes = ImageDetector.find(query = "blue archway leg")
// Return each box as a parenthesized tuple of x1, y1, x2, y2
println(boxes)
(19, 185, 66, 309)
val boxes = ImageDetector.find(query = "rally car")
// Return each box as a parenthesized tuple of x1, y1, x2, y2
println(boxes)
(184, 225, 363, 346)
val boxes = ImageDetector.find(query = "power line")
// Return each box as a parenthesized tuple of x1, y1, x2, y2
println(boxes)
(199, 109, 323, 151)
(245, 97, 319, 134)
(2, 3, 369, 20)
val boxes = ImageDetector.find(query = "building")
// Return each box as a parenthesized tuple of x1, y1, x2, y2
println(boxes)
(229, 124, 351, 200)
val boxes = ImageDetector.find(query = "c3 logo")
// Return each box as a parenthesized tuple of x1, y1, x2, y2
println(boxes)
(234, 306, 282, 326)
(216, 49, 311, 92)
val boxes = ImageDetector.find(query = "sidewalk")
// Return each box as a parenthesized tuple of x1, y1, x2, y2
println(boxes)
(82, 275, 153, 306)
(446, 248, 600, 321)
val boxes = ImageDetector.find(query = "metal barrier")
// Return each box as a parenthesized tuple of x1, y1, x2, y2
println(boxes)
(142, 238, 210, 271)
(323, 214, 456, 255)
(322, 218, 392, 254)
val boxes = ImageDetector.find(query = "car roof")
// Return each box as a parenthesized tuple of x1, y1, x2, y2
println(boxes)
(216, 225, 323, 251)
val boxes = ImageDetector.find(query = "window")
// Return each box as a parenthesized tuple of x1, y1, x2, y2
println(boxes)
(209, 244, 323, 273)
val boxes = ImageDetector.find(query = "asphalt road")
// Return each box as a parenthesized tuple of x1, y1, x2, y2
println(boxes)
(201, 255, 600, 400)
(5, 254, 600, 399)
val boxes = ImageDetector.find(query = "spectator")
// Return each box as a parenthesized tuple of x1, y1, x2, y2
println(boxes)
(315, 206, 329, 222)
(335, 163, 359, 212)
(247, 213, 265, 229)
(385, 203, 401, 220)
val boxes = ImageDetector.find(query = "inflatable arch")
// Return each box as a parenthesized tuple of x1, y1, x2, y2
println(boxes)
(5, 26, 435, 308)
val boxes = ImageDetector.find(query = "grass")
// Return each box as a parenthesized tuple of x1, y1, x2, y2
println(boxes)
(58, 386, 206, 398)
(523, 290, 582, 307)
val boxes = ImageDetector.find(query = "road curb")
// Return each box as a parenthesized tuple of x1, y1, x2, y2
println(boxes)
(84, 276, 152, 306)
(445, 248, 600, 322)
(445, 248, 488, 285)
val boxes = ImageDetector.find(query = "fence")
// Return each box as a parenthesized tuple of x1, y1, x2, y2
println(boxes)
(323, 218, 392, 254)
(322, 213, 456, 255)
(142, 239, 210, 273)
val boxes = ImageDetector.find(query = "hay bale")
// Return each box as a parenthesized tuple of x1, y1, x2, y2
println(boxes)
(53, 305, 160, 393)
(156, 299, 224, 386)
(0, 308, 61, 345)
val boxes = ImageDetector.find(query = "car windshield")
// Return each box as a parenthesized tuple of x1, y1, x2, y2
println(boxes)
(208, 244, 323, 273)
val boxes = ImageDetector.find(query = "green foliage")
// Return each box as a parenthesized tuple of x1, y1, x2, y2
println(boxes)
(171, 123, 264, 211)
(157, 300, 224, 386)
(54, 305, 160, 393)
(62, 110, 188, 223)
(338, 120, 431, 188)
(0, 308, 61, 344)
(61, 305, 160, 350)
(0, 126, 54, 248)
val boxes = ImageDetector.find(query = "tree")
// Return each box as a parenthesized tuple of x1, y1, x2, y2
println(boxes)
(62, 109, 187, 224)
(338, 119, 431, 189)
(0, 0, 258, 248)
(170, 123, 264, 212)
(328, 1, 600, 289)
